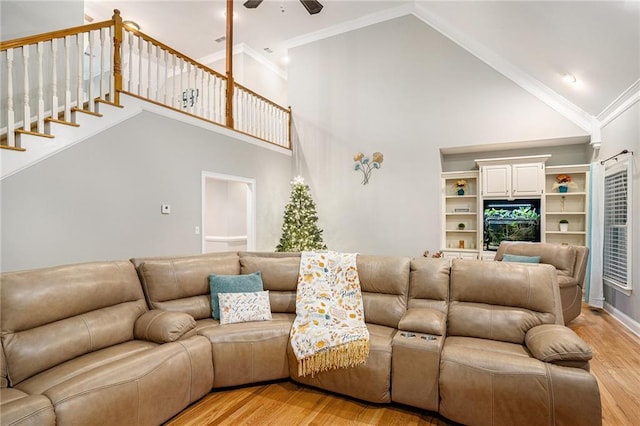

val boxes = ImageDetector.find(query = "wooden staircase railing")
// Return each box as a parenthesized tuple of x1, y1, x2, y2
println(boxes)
(0, 9, 291, 152)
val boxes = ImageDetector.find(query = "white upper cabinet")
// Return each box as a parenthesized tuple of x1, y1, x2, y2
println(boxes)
(512, 163, 545, 196)
(477, 155, 550, 199)
(481, 165, 511, 197)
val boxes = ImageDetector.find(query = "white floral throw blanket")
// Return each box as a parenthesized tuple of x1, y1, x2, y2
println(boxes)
(290, 251, 370, 377)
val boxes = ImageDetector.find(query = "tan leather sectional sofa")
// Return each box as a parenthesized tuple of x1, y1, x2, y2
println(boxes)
(1, 252, 602, 425)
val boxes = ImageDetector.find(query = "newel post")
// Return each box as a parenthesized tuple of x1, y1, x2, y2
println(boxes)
(225, 0, 234, 129)
(112, 9, 123, 105)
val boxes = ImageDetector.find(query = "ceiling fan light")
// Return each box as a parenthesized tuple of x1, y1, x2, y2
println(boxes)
(243, 0, 264, 9)
(300, 0, 323, 15)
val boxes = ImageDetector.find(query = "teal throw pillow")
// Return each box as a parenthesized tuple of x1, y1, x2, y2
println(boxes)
(209, 272, 263, 320)
(502, 254, 542, 264)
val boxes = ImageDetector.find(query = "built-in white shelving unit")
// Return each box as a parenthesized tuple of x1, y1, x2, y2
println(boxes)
(441, 171, 480, 260)
(544, 164, 590, 246)
(441, 162, 590, 258)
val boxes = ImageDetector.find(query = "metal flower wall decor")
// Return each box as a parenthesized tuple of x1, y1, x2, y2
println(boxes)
(353, 152, 384, 185)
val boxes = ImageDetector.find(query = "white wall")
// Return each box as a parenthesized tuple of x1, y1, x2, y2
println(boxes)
(288, 15, 588, 257)
(0, 111, 291, 272)
(1, 1, 84, 40)
(600, 101, 640, 326)
(207, 49, 288, 107)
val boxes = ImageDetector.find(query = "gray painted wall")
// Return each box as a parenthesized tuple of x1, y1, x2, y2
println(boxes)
(442, 140, 593, 172)
(287, 15, 587, 257)
(1, 111, 292, 272)
(601, 102, 640, 324)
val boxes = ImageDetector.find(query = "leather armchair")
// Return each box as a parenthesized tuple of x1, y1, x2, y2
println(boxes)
(495, 241, 589, 324)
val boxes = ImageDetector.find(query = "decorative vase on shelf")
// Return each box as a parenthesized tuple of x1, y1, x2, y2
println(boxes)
(559, 220, 569, 232)
(457, 188, 465, 196)
(558, 185, 568, 193)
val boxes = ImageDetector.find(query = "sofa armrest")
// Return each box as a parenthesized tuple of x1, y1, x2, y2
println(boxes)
(134, 310, 197, 343)
(525, 324, 592, 364)
(398, 308, 446, 336)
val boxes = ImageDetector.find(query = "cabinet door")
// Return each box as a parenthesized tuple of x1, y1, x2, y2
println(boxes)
(512, 163, 544, 196)
(482, 165, 510, 197)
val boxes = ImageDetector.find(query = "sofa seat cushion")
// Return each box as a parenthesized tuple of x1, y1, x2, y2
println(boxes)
(0, 388, 55, 426)
(198, 317, 294, 388)
(15, 340, 158, 395)
(41, 337, 212, 426)
(194, 313, 294, 332)
(288, 323, 395, 404)
(440, 336, 601, 426)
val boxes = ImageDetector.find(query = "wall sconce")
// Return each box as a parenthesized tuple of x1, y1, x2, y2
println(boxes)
(353, 152, 383, 185)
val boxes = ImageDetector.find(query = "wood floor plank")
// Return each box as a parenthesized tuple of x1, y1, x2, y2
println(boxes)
(167, 304, 640, 425)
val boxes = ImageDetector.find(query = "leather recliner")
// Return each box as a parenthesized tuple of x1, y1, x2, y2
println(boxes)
(494, 241, 589, 323)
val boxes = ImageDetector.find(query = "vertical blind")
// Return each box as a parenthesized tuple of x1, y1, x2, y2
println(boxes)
(603, 164, 630, 289)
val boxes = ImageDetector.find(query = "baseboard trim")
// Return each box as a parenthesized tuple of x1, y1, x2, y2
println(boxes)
(604, 302, 640, 338)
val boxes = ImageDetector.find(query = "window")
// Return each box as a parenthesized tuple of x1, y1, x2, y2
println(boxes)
(603, 159, 633, 293)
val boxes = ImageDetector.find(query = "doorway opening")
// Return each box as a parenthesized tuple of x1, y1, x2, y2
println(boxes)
(201, 172, 256, 253)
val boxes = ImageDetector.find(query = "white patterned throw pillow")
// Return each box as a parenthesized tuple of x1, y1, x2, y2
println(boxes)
(218, 291, 272, 325)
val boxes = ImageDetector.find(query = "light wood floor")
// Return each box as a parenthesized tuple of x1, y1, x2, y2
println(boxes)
(167, 305, 640, 425)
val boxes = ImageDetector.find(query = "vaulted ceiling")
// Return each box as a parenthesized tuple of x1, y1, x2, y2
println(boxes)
(85, 1, 639, 124)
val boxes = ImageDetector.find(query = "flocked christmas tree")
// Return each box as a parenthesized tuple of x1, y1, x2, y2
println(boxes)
(276, 176, 327, 252)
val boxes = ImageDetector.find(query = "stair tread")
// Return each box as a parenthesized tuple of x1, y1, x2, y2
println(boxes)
(0, 144, 26, 152)
(95, 98, 124, 108)
(45, 117, 81, 127)
(71, 107, 103, 118)
(16, 129, 55, 138)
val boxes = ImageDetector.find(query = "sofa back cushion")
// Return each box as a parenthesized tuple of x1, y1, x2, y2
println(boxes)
(357, 255, 410, 328)
(0, 261, 146, 386)
(240, 253, 410, 328)
(408, 258, 450, 312)
(448, 260, 562, 344)
(239, 252, 300, 314)
(132, 252, 240, 319)
(495, 242, 577, 277)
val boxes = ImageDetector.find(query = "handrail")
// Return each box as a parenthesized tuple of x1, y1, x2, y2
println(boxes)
(122, 27, 226, 81)
(234, 81, 289, 112)
(0, 20, 113, 51)
(1, 8, 291, 150)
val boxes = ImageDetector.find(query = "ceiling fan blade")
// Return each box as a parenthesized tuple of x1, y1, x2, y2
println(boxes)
(300, 0, 323, 15)
(243, 0, 264, 9)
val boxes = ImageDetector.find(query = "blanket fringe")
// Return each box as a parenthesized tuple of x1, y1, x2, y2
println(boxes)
(297, 338, 370, 377)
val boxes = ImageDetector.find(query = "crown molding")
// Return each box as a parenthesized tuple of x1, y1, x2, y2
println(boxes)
(412, 2, 593, 134)
(597, 79, 640, 127)
(285, 3, 415, 50)
(197, 43, 288, 81)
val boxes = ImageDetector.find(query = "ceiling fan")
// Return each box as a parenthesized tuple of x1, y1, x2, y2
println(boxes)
(243, 0, 324, 15)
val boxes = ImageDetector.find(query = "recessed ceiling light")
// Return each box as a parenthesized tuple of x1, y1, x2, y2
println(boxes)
(562, 73, 577, 84)
(264, 47, 273, 54)
(282, 56, 291, 64)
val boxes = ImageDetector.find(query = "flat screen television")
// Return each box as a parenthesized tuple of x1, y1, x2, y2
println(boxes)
(483, 199, 541, 251)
